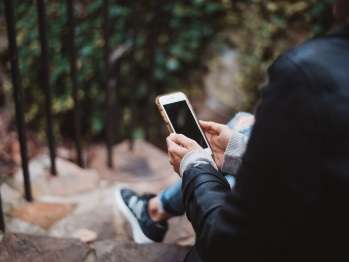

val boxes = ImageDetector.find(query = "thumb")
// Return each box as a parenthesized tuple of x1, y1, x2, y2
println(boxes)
(200, 120, 222, 135)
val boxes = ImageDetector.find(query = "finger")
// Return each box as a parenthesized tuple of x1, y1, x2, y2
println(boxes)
(168, 133, 196, 148)
(168, 151, 181, 173)
(199, 120, 222, 135)
(168, 151, 178, 163)
(168, 151, 174, 165)
(205, 133, 214, 145)
(170, 152, 181, 164)
(166, 136, 188, 156)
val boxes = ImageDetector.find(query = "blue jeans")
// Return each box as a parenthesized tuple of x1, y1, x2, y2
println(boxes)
(159, 180, 185, 216)
(159, 112, 253, 216)
(160, 175, 236, 216)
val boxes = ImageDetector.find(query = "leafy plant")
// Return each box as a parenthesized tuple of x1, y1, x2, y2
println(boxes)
(1, 0, 228, 141)
(0, 0, 335, 142)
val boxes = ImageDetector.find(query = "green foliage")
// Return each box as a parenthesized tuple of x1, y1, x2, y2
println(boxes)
(226, 0, 334, 109)
(1, 0, 228, 139)
(0, 0, 335, 140)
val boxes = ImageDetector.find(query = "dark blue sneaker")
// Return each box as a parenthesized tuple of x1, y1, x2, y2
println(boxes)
(115, 188, 168, 243)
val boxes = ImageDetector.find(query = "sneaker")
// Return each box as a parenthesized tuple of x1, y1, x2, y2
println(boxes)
(115, 188, 168, 243)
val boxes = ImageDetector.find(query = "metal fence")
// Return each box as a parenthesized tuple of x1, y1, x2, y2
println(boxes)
(0, 0, 125, 233)
(0, 190, 4, 232)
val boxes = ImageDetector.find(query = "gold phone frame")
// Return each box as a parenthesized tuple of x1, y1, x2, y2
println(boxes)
(155, 92, 212, 153)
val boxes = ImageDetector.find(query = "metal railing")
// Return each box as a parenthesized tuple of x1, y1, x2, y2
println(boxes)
(4, 0, 33, 202)
(36, 0, 57, 175)
(0, 190, 4, 233)
(0, 0, 127, 231)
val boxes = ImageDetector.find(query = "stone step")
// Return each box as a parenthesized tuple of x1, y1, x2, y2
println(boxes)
(0, 233, 189, 262)
(1, 140, 194, 250)
(4, 184, 194, 246)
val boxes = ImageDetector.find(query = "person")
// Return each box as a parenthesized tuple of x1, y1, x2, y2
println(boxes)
(165, 1, 349, 261)
(115, 113, 255, 243)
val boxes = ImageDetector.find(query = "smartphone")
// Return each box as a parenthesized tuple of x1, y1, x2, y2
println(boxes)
(156, 92, 212, 154)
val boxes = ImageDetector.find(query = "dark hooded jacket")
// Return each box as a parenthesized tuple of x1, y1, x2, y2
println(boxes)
(182, 25, 349, 262)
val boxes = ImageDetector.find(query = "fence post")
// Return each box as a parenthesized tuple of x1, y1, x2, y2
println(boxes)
(143, 3, 161, 142)
(0, 190, 5, 233)
(66, 0, 84, 167)
(127, 3, 141, 151)
(3, 0, 33, 202)
(36, 0, 57, 175)
(103, 0, 114, 168)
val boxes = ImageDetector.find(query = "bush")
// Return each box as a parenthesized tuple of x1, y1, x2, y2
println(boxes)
(0, 0, 334, 141)
(1, 0, 228, 141)
(227, 0, 334, 109)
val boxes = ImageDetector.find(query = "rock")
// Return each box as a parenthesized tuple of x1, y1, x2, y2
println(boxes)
(112, 197, 133, 242)
(72, 229, 97, 243)
(119, 156, 153, 177)
(165, 216, 195, 246)
(0, 233, 90, 262)
(56, 147, 73, 161)
(88, 141, 179, 193)
(0, 112, 19, 177)
(50, 208, 116, 241)
(41, 169, 99, 196)
(5, 218, 46, 235)
(5, 140, 195, 250)
(10, 202, 75, 230)
(198, 49, 248, 122)
(48, 186, 118, 241)
(12, 155, 99, 197)
(0, 233, 189, 262)
(205, 49, 247, 110)
(0, 183, 24, 213)
(45, 184, 195, 245)
(93, 240, 189, 262)
(0, 184, 22, 205)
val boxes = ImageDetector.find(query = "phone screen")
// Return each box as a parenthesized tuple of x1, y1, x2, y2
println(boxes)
(163, 101, 208, 148)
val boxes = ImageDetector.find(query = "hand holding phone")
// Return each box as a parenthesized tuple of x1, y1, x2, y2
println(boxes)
(166, 133, 202, 173)
(156, 92, 212, 155)
(156, 92, 213, 173)
(200, 120, 234, 169)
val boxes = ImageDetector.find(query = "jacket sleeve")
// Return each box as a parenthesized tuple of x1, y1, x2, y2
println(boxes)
(182, 54, 320, 261)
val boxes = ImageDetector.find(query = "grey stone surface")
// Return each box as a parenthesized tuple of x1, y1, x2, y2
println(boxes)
(12, 155, 99, 198)
(49, 204, 117, 241)
(0, 183, 24, 213)
(93, 240, 189, 262)
(5, 218, 46, 236)
(88, 141, 179, 190)
(10, 202, 75, 230)
(0, 234, 190, 262)
(0, 233, 90, 262)
(165, 216, 195, 246)
(204, 49, 246, 111)
(47, 186, 119, 241)
(2, 141, 195, 261)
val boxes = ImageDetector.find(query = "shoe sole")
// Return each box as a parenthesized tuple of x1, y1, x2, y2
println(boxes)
(115, 188, 154, 244)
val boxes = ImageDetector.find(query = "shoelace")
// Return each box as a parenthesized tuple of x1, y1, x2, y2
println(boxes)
(128, 196, 145, 220)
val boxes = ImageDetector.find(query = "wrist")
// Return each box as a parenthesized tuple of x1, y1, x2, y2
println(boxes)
(180, 149, 216, 177)
(221, 131, 248, 175)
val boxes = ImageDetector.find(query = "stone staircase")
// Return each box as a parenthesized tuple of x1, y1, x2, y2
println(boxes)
(0, 233, 189, 262)
(0, 140, 193, 261)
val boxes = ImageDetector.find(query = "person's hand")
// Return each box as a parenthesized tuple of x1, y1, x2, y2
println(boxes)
(166, 134, 202, 174)
(200, 120, 232, 170)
